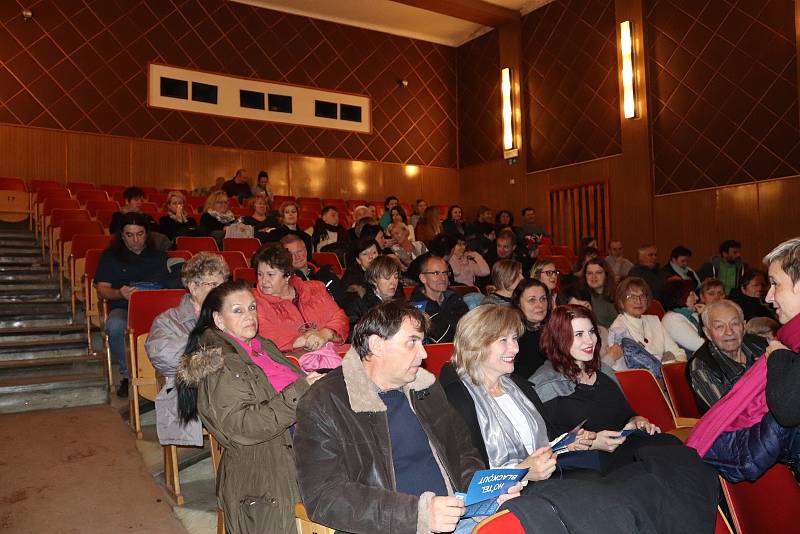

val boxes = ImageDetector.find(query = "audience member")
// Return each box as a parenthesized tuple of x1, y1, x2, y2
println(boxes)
(263, 200, 313, 258)
(176, 280, 320, 533)
(531, 259, 559, 301)
(378, 196, 399, 230)
(512, 279, 552, 379)
(158, 190, 199, 242)
(199, 191, 236, 241)
(341, 237, 380, 297)
(605, 239, 634, 281)
(96, 212, 178, 398)
(698, 239, 746, 295)
(281, 234, 348, 308)
(687, 300, 766, 414)
(532, 305, 679, 473)
(308, 205, 350, 253)
(409, 256, 468, 343)
(294, 301, 518, 534)
(414, 206, 442, 244)
(607, 277, 686, 371)
(409, 198, 427, 228)
(745, 316, 779, 341)
(583, 258, 618, 327)
(495, 209, 514, 233)
(482, 259, 523, 307)
(346, 256, 401, 335)
(221, 168, 253, 203)
(389, 221, 427, 270)
(698, 278, 726, 308)
(242, 195, 279, 240)
(367, 204, 378, 219)
(252, 245, 348, 352)
(109, 186, 159, 235)
(447, 235, 489, 287)
(485, 229, 521, 269)
(388, 205, 415, 240)
(145, 252, 229, 445)
(442, 205, 466, 238)
(251, 170, 274, 208)
(665, 245, 701, 289)
(660, 278, 705, 355)
(515, 207, 546, 243)
(730, 269, 777, 321)
(573, 246, 599, 277)
(555, 283, 611, 365)
(349, 204, 371, 235)
(629, 244, 669, 299)
(441, 305, 593, 477)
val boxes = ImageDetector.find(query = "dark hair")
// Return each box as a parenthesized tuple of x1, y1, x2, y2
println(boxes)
(495, 210, 514, 226)
(720, 240, 741, 255)
(446, 205, 462, 220)
(496, 229, 516, 244)
(659, 278, 696, 311)
(320, 205, 338, 216)
(670, 245, 692, 260)
(512, 278, 552, 327)
(349, 237, 380, 267)
(428, 233, 458, 257)
(555, 282, 593, 306)
(177, 280, 253, 423)
(740, 269, 766, 290)
(352, 300, 429, 360)
(541, 304, 602, 381)
(384, 196, 399, 209)
(582, 258, 615, 302)
(107, 212, 153, 262)
(359, 224, 383, 241)
(123, 186, 145, 202)
(252, 243, 293, 274)
(574, 246, 599, 272)
(521, 207, 534, 216)
(365, 255, 400, 288)
(257, 170, 268, 179)
(389, 205, 408, 224)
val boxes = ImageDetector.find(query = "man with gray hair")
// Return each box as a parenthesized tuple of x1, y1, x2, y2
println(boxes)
(221, 168, 252, 203)
(629, 244, 669, 299)
(687, 300, 767, 414)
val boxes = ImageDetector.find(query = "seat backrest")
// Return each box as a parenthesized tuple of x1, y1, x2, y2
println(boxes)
(715, 506, 733, 534)
(99, 184, 125, 196)
(175, 236, 219, 253)
(233, 267, 256, 284)
(95, 208, 117, 228)
(403, 286, 414, 299)
(127, 289, 187, 337)
(473, 510, 525, 533)
(662, 361, 701, 419)
(42, 198, 79, 215)
(223, 237, 261, 259)
(67, 181, 96, 192)
(541, 254, 572, 276)
(186, 196, 206, 211)
(646, 299, 666, 319)
(721, 464, 800, 534)
(168, 250, 192, 262)
(422, 343, 454, 378)
(59, 220, 105, 242)
(615, 369, 677, 431)
(220, 251, 248, 271)
(312, 252, 344, 276)
(71, 234, 113, 259)
(140, 186, 160, 198)
(0, 177, 26, 191)
(85, 199, 119, 215)
(75, 190, 109, 204)
(552, 245, 576, 259)
(50, 208, 90, 228)
(85, 248, 106, 281)
(451, 285, 479, 297)
(139, 202, 159, 217)
(31, 179, 63, 191)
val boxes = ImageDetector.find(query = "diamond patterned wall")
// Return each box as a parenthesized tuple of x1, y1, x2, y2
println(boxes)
(457, 29, 502, 168)
(521, 0, 622, 173)
(647, 0, 800, 194)
(0, 0, 458, 168)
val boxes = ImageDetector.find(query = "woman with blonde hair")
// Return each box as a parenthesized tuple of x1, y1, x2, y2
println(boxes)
(199, 190, 236, 237)
(263, 200, 313, 259)
(389, 221, 427, 270)
(482, 259, 523, 307)
(158, 190, 199, 242)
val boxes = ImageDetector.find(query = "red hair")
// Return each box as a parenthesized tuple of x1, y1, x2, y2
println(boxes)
(540, 304, 602, 381)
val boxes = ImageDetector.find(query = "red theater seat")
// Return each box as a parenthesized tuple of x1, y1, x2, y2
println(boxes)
(421, 343, 453, 378)
(473, 510, 524, 533)
(233, 267, 257, 284)
(312, 252, 344, 277)
(615, 369, 677, 432)
(219, 251, 248, 271)
(176, 236, 219, 254)
(662, 361, 701, 419)
(223, 237, 261, 260)
(721, 464, 800, 534)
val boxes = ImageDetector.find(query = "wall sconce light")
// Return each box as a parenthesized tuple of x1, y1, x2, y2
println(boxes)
(21, 9, 33, 21)
(620, 20, 637, 119)
(501, 67, 518, 162)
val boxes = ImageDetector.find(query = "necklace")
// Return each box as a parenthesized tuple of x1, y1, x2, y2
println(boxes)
(622, 314, 649, 344)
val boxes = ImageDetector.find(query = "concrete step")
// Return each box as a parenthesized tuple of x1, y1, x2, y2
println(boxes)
(0, 338, 87, 357)
(0, 231, 36, 240)
(0, 373, 108, 414)
(0, 357, 101, 378)
(0, 301, 71, 318)
(0, 265, 50, 274)
(0, 323, 86, 341)
(0, 273, 54, 283)
(0, 288, 61, 303)
(0, 246, 40, 255)
(0, 256, 47, 266)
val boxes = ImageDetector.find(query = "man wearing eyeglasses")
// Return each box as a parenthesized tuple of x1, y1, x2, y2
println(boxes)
(409, 256, 468, 343)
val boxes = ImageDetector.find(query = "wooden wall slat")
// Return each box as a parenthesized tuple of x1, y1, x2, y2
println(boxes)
(67, 132, 130, 186)
(132, 141, 191, 191)
(0, 125, 66, 182)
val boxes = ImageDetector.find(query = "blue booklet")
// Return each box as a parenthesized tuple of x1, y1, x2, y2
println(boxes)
(454, 468, 528, 518)
(548, 418, 587, 455)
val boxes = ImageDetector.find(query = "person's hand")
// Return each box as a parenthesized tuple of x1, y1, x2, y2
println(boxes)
(303, 331, 328, 351)
(567, 429, 596, 451)
(496, 481, 524, 506)
(305, 372, 324, 386)
(624, 416, 660, 435)
(292, 334, 308, 350)
(429, 496, 464, 533)
(607, 344, 624, 361)
(120, 285, 136, 300)
(590, 430, 626, 452)
(693, 302, 706, 316)
(520, 446, 557, 481)
(766, 339, 789, 357)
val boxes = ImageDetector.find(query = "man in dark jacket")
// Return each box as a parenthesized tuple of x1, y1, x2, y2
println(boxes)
(409, 256, 468, 344)
(280, 234, 349, 308)
(294, 301, 520, 534)
(221, 168, 252, 204)
(664, 245, 701, 289)
(698, 239, 747, 295)
(629, 244, 669, 299)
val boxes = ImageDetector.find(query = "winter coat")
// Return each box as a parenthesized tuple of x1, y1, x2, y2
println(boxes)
(177, 328, 309, 534)
(145, 293, 203, 446)
(293, 349, 484, 534)
(408, 285, 468, 344)
(253, 275, 349, 352)
(698, 256, 746, 289)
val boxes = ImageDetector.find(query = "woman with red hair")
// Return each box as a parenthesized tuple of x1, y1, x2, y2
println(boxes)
(531, 305, 678, 472)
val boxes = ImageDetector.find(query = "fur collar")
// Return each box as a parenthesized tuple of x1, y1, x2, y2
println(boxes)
(177, 345, 224, 386)
(341, 348, 436, 413)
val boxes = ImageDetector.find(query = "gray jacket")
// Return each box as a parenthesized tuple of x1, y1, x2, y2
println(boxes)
(145, 293, 203, 446)
(530, 360, 621, 403)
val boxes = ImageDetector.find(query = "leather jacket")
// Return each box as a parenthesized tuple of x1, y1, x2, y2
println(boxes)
(294, 349, 484, 534)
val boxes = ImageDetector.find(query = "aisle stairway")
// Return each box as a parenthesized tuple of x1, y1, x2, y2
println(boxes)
(0, 228, 107, 413)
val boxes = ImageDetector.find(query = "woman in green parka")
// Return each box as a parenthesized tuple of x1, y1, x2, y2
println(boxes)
(177, 280, 322, 533)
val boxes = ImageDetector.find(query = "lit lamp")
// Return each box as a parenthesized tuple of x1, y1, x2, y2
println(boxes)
(620, 20, 637, 119)
(501, 67, 518, 162)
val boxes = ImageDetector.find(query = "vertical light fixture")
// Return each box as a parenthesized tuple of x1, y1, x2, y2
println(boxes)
(501, 67, 514, 151)
(620, 20, 637, 119)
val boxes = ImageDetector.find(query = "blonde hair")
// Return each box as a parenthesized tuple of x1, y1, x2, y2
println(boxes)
(203, 191, 229, 213)
(492, 259, 522, 291)
(615, 276, 652, 312)
(387, 222, 409, 238)
(451, 304, 524, 385)
(530, 259, 556, 280)
(165, 190, 186, 209)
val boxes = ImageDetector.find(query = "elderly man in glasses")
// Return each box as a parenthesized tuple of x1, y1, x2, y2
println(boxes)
(409, 256, 468, 343)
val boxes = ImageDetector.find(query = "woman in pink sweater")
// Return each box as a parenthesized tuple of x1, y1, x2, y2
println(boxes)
(252, 244, 348, 352)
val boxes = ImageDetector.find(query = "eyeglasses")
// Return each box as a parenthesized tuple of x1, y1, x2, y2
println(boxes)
(195, 280, 223, 288)
(421, 271, 449, 277)
(541, 270, 559, 277)
(625, 293, 647, 302)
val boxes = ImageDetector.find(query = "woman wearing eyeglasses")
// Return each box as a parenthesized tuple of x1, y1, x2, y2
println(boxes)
(531, 260, 560, 306)
(607, 277, 686, 371)
(512, 279, 552, 379)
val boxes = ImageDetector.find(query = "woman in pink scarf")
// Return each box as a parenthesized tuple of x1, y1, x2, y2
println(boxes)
(687, 238, 800, 482)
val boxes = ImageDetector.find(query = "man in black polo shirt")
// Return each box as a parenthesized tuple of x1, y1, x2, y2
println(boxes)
(279, 234, 349, 308)
(95, 212, 177, 398)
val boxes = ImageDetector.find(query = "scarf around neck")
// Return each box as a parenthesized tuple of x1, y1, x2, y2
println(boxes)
(208, 210, 236, 224)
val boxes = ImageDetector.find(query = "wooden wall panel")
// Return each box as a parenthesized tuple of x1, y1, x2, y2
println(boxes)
(339, 160, 383, 201)
(67, 133, 130, 185)
(288, 156, 338, 198)
(653, 190, 717, 270)
(240, 150, 290, 196)
(421, 167, 459, 206)
(755, 178, 800, 263)
(131, 141, 191, 191)
(716, 185, 760, 266)
(0, 125, 66, 182)
(382, 165, 420, 204)
(189, 147, 241, 191)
